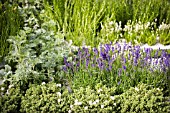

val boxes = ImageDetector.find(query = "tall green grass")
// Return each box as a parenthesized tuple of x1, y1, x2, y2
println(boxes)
(43, 0, 170, 46)
(43, 0, 108, 46)
(0, 2, 22, 62)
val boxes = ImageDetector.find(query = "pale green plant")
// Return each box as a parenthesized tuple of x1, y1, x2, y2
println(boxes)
(43, 0, 108, 46)
(42, 0, 170, 46)
(5, 18, 73, 86)
(19, 82, 170, 113)
(20, 82, 68, 113)
(119, 83, 170, 113)
(158, 22, 170, 45)
(20, 82, 120, 113)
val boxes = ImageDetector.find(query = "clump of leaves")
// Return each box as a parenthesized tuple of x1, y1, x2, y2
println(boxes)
(20, 82, 69, 113)
(5, 18, 73, 86)
(21, 82, 120, 113)
(119, 83, 170, 113)
(65, 82, 120, 113)
(0, 83, 24, 113)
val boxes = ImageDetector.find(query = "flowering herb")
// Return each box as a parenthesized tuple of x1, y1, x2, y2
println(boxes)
(62, 43, 170, 92)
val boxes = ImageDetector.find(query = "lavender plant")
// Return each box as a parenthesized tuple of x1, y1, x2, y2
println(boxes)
(158, 22, 170, 45)
(42, 0, 170, 46)
(63, 42, 170, 93)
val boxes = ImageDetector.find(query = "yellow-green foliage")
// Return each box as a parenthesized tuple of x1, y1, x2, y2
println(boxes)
(119, 83, 170, 113)
(1, 82, 169, 113)
(0, 85, 23, 113)
(20, 82, 120, 113)
(43, 0, 170, 46)
(20, 82, 69, 113)
(67, 83, 119, 113)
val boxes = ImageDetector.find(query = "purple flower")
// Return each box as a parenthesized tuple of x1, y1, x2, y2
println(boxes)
(161, 66, 166, 73)
(76, 62, 80, 70)
(118, 81, 121, 85)
(117, 43, 121, 54)
(97, 58, 104, 70)
(128, 53, 131, 60)
(134, 47, 140, 59)
(78, 48, 82, 57)
(112, 47, 115, 52)
(82, 47, 89, 58)
(104, 43, 111, 53)
(91, 56, 97, 67)
(122, 56, 126, 64)
(64, 56, 67, 64)
(144, 48, 149, 54)
(155, 59, 159, 65)
(64, 56, 70, 67)
(122, 65, 126, 70)
(108, 65, 112, 71)
(133, 57, 138, 66)
(100, 51, 107, 60)
(161, 50, 167, 58)
(86, 58, 90, 68)
(128, 45, 132, 50)
(62, 66, 67, 72)
(123, 43, 127, 51)
(118, 68, 122, 76)
(164, 57, 170, 67)
(91, 63, 95, 67)
(154, 50, 159, 58)
(108, 59, 113, 71)
(93, 47, 99, 55)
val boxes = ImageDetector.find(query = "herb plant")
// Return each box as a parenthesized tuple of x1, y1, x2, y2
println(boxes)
(63, 42, 170, 93)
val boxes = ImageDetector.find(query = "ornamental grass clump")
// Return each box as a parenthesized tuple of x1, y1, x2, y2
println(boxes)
(63, 42, 170, 93)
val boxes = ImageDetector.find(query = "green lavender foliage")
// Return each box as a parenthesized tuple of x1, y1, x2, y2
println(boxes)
(158, 22, 170, 45)
(43, 0, 170, 46)
(43, 0, 108, 46)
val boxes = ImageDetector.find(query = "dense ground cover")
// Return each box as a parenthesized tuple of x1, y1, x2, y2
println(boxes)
(0, 0, 170, 112)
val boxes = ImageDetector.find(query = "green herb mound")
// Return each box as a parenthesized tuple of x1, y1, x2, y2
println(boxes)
(0, 85, 23, 113)
(20, 82, 68, 113)
(19, 82, 170, 113)
(119, 83, 170, 113)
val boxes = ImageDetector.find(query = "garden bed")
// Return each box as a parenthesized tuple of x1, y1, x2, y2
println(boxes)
(0, 0, 170, 113)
